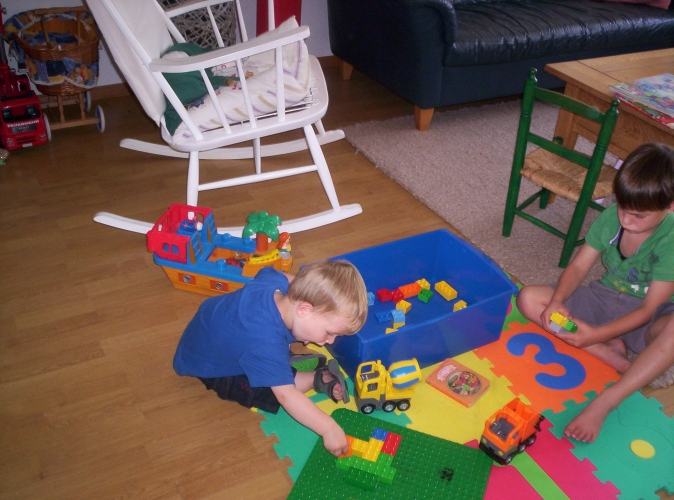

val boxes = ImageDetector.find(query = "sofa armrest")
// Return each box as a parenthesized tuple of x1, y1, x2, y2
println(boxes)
(328, 0, 457, 108)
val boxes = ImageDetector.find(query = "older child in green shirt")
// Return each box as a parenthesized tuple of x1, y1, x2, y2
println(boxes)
(517, 143, 674, 443)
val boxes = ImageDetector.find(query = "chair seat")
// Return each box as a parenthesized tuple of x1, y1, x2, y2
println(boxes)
(521, 148, 616, 202)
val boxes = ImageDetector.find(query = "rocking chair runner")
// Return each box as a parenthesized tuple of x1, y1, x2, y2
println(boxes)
(88, 0, 361, 236)
(502, 68, 619, 268)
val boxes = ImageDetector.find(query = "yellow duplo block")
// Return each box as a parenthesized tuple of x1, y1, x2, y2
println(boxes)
(550, 312, 566, 326)
(351, 438, 369, 459)
(416, 278, 430, 290)
(453, 300, 467, 311)
(385, 327, 398, 334)
(361, 438, 384, 462)
(434, 280, 458, 301)
(396, 299, 412, 314)
(392, 322, 405, 329)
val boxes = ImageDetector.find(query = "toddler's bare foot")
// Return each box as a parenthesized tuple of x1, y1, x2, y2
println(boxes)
(564, 396, 615, 443)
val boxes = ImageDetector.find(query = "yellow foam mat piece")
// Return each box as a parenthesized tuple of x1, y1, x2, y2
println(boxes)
(403, 351, 519, 444)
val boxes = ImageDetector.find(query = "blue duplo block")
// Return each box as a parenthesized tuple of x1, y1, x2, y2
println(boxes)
(375, 310, 393, 323)
(327, 230, 518, 378)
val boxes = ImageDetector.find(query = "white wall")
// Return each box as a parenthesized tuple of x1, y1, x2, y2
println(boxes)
(2, 0, 332, 87)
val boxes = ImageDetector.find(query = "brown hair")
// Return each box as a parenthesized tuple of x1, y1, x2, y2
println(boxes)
(287, 259, 368, 335)
(614, 143, 674, 211)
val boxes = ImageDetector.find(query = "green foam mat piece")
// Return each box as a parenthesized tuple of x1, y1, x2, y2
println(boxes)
(288, 408, 492, 499)
(259, 406, 319, 481)
(543, 387, 674, 500)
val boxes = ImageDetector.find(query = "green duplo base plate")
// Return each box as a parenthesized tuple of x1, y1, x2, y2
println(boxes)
(288, 408, 492, 499)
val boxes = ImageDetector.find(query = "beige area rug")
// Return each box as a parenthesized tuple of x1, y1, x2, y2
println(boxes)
(343, 100, 616, 286)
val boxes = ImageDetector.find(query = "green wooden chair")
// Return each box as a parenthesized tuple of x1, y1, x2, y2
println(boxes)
(502, 68, 620, 268)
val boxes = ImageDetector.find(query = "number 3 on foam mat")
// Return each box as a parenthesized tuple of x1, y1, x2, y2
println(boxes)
(507, 333, 586, 390)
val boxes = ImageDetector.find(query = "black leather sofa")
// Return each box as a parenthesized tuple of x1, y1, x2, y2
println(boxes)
(327, 0, 674, 129)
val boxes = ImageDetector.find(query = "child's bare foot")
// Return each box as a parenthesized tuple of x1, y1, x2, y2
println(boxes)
(564, 396, 616, 443)
(586, 339, 631, 373)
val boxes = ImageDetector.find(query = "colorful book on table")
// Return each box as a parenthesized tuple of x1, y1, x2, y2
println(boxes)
(610, 73, 674, 120)
(613, 92, 674, 129)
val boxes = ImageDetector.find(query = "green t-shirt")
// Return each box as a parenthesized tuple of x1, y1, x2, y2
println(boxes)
(585, 203, 674, 300)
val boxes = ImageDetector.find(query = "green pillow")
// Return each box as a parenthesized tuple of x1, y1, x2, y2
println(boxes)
(162, 43, 227, 135)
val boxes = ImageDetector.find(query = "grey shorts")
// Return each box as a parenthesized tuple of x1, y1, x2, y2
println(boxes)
(563, 281, 674, 353)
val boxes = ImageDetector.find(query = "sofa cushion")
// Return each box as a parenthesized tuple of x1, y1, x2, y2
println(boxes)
(446, 0, 674, 67)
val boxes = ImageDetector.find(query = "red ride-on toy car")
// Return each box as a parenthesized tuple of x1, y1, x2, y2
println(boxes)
(0, 66, 50, 150)
(0, 4, 49, 151)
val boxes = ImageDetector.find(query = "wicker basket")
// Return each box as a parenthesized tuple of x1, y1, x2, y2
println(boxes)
(5, 7, 102, 96)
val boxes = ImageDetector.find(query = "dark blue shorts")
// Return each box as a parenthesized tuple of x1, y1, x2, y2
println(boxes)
(199, 367, 297, 414)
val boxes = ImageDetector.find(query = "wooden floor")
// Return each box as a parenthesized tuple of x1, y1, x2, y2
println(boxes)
(1, 65, 673, 500)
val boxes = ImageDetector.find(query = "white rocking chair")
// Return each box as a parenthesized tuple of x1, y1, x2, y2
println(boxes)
(88, 0, 361, 236)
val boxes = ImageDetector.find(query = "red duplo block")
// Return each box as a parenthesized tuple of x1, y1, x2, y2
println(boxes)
(376, 288, 392, 302)
(390, 289, 404, 303)
(381, 432, 402, 456)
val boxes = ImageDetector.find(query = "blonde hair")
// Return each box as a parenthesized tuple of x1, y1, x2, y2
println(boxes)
(287, 259, 368, 335)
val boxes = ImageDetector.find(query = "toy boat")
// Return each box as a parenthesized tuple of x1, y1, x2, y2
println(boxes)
(147, 204, 292, 296)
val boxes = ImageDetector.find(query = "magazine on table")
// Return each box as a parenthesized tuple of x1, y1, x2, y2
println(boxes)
(610, 73, 674, 122)
(612, 91, 674, 129)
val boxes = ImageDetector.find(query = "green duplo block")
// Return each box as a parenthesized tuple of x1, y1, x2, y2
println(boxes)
(336, 456, 356, 471)
(564, 320, 578, 333)
(345, 467, 378, 491)
(377, 453, 394, 468)
(380, 468, 396, 485)
(418, 289, 433, 303)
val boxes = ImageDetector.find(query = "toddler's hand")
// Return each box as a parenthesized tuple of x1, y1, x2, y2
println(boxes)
(322, 424, 349, 457)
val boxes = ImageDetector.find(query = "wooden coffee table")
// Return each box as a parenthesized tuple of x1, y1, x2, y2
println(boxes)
(545, 48, 674, 160)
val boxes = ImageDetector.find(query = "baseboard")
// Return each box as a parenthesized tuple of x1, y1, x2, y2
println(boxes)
(90, 83, 132, 100)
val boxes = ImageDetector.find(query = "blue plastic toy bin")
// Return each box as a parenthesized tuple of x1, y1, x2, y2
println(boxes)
(327, 230, 518, 378)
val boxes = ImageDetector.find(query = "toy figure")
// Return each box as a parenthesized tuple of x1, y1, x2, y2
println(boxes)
(277, 232, 291, 259)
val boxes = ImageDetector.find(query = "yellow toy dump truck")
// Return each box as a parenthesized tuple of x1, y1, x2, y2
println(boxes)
(355, 359, 421, 414)
(479, 398, 545, 465)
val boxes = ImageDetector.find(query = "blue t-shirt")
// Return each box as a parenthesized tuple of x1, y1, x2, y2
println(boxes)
(173, 267, 296, 387)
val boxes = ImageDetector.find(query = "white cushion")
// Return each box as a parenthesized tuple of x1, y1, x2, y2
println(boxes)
(168, 17, 310, 144)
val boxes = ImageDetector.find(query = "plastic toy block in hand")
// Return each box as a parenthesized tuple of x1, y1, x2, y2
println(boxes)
(549, 312, 578, 333)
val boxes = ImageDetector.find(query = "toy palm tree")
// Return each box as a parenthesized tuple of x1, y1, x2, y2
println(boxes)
(242, 211, 281, 253)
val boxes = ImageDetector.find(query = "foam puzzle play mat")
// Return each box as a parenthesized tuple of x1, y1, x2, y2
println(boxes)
(260, 279, 674, 500)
